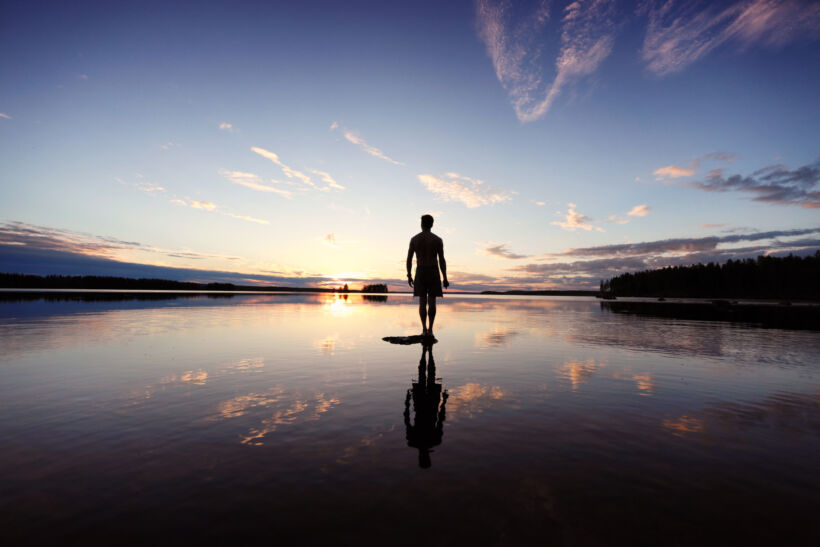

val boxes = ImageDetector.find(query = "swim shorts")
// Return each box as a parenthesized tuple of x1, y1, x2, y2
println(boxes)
(413, 265, 443, 297)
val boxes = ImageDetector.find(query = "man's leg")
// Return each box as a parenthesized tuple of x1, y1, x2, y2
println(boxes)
(427, 296, 437, 336)
(418, 295, 428, 335)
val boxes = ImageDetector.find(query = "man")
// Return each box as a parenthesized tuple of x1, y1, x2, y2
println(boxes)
(407, 214, 449, 337)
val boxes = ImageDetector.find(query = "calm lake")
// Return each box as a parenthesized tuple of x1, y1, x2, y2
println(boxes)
(1, 292, 818, 545)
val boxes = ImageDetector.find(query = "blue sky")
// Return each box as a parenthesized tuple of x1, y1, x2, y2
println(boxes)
(1, 0, 818, 290)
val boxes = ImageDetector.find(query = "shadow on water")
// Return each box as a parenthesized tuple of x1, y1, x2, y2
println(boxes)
(601, 299, 820, 330)
(362, 294, 388, 303)
(404, 343, 448, 469)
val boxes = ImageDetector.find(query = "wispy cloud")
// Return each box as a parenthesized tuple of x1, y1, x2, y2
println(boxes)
(654, 164, 695, 179)
(251, 146, 326, 189)
(699, 223, 726, 229)
(333, 124, 403, 165)
(160, 141, 178, 150)
(418, 172, 512, 208)
(221, 212, 269, 225)
(480, 242, 529, 259)
(323, 233, 341, 249)
(0, 221, 245, 262)
(691, 160, 820, 208)
(189, 200, 216, 211)
(476, 0, 616, 122)
(171, 197, 269, 224)
(513, 227, 820, 286)
(641, 0, 820, 76)
(654, 152, 735, 180)
(552, 203, 604, 232)
(545, 227, 820, 258)
(308, 168, 345, 190)
(605, 214, 630, 225)
(0, 113, 11, 120)
(116, 177, 166, 195)
(118, 175, 268, 224)
(219, 169, 293, 198)
(606, 204, 652, 225)
(219, 122, 235, 132)
(627, 204, 651, 217)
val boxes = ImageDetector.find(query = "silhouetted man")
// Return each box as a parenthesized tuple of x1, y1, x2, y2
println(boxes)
(404, 343, 448, 468)
(407, 214, 449, 337)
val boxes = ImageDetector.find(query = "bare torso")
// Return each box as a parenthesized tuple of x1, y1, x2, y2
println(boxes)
(409, 231, 442, 268)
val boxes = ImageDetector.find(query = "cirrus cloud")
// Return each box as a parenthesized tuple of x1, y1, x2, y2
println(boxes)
(476, 0, 617, 122)
(418, 172, 512, 208)
(641, 0, 820, 76)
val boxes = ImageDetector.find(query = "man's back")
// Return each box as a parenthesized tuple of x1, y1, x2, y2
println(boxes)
(410, 231, 442, 268)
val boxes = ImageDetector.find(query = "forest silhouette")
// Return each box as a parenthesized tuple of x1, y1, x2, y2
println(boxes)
(601, 252, 819, 300)
(0, 273, 389, 293)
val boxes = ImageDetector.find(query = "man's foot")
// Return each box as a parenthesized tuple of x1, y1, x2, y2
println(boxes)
(421, 328, 428, 337)
(426, 330, 434, 338)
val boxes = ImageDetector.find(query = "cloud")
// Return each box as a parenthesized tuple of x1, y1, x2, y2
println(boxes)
(690, 160, 820, 208)
(654, 164, 695, 179)
(219, 122, 234, 132)
(329, 121, 339, 131)
(219, 169, 292, 198)
(418, 173, 512, 208)
(308, 168, 345, 190)
(170, 196, 269, 224)
(189, 200, 216, 211)
(116, 177, 166, 195)
(0, 221, 246, 263)
(604, 214, 630, 225)
(627, 204, 651, 217)
(481, 243, 529, 259)
(250, 146, 319, 188)
(476, 0, 616, 122)
(552, 203, 604, 232)
(341, 131, 403, 165)
(0, 113, 11, 120)
(605, 204, 651, 225)
(160, 141, 177, 150)
(699, 223, 726, 229)
(545, 227, 820, 258)
(322, 234, 342, 250)
(653, 152, 736, 181)
(222, 212, 269, 225)
(641, 0, 820, 76)
(512, 228, 820, 286)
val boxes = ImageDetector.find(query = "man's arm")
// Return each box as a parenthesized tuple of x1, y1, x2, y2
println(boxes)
(406, 240, 414, 287)
(438, 239, 449, 288)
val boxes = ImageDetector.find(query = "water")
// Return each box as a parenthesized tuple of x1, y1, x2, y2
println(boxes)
(1, 293, 818, 545)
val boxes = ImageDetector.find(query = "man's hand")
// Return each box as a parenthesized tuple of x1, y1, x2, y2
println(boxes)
(407, 273, 414, 288)
(443, 279, 450, 289)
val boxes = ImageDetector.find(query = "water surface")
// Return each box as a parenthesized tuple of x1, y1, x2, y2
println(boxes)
(1, 293, 818, 545)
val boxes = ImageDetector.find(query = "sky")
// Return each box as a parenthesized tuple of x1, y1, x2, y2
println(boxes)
(1, 0, 818, 291)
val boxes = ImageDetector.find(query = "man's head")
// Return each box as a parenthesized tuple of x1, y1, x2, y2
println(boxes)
(421, 214, 434, 230)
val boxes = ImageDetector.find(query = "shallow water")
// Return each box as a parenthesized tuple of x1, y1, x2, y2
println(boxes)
(1, 293, 818, 545)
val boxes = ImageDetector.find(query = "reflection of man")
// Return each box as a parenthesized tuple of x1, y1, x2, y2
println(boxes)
(407, 214, 449, 337)
(404, 344, 448, 469)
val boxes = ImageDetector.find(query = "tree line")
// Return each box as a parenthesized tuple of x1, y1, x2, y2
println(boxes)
(600, 252, 820, 300)
(0, 273, 389, 293)
(361, 283, 388, 293)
